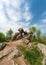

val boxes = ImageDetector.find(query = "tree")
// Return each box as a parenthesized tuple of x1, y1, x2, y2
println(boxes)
(36, 30, 41, 38)
(6, 29, 13, 40)
(29, 26, 36, 34)
(0, 32, 6, 42)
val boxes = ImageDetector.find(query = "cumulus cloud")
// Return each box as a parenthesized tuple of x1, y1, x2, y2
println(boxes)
(41, 12, 46, 23)
(41, 19, 46, 23)
(0, 0, 32, 33)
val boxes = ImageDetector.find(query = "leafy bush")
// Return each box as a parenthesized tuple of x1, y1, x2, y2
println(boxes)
(30, 36, 37, 42)
(6, 29, 13, 40)
(37, 38, 46, 45)
(18, 45, 43, 65)
(24, 47, 43, 65)
(30, 37, 46, 45)
(0, 32, 6, 42)
(17, 45, 26, 52)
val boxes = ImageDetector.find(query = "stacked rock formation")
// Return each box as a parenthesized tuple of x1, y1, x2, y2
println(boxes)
(12, 28, 33, 42)
(12, 28, 24, 41)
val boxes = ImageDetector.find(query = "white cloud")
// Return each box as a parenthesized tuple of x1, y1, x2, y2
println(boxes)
(0, 0, 32, 33)
(23, 3, 33, 21)
(41, 19, 46, 23)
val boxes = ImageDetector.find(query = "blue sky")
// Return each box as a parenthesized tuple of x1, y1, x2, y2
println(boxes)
(0, 0, 46, 34)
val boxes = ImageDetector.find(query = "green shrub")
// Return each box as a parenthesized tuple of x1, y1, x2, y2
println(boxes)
(18, 45, 43, 65)
(17, 45, 26, 52)
(37, 38, 46, 45)
(6, 28, 13, 40)
(24, 47, 43, 65)
(31, 36, 37, 42)
(0, 32, 6, 42)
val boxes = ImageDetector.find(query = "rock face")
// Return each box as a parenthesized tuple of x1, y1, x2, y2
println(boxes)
(0, 45, 22, 60)
(38, 43, 46, 65)
(12, 28, 24, 41)
(23, 38, 29, 45)
(12, 33, 19, 41)
(18, 28, 24, 34)
(0, 41, 26, 65)
(0, 43, 7, 51)
(12, 28, 33, 44)
(0, 46, 14, 59)
(0, 58, 15, 65)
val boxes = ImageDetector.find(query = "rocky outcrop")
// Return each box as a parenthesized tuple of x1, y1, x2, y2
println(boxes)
(12, 28, 33, 45)
(0, 46, 14, 59)
(18, 28, 24, 34)
(38, 43, 46, 65)
(22, 38, 29, 45)
(0, 45, 22, 60)
(0, 43, 22, 65)
(7, 47, 22, 60)
(0, 58, 15, 65)
(0, 41, 26, 65)
(0, 43, 7, 51)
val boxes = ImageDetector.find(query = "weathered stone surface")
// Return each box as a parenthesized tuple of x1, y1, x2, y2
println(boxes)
(12, 33, 19, 41)
(0, 43, 7, 51)
(12, 28, 33, 42)
(16, 34, 22, 40)
(28, 43, 32, 49)
(23, 38, 29, 45)
(18, 28, 24, 33)
(0, 47, 14, 59)
(27, 32, 33, 40)
(8, 50, 22, 60)
(24, 31, 27, 35)
(0, 58, 15, 65)
(38, 43, 46, 65)
(14, 56, 26, 65)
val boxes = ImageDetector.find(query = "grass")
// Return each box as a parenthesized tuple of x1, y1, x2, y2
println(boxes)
(37, 38, 46, 45)
(30, 36, 46, 45)
(18, 45, 43, 65)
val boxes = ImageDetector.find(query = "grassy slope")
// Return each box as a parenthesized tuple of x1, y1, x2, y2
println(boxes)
(18, 45, 43, 65)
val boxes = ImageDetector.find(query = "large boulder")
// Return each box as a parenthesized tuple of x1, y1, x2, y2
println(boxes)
(12, 33, 19, 41)
(12, 33, 23, 41)
(18, 28, 24, 37)
(26, 32, 33, 40)
(18, 28, 24, 33)
(0, 43, 7, 51)
(16, 33, 23, 40)
(8, 50, 22, 60)
(24, 31, 27, 35)
(0, 47, 14, 59)
(23, 38, 29, 45)
(12, 28, 33, 41)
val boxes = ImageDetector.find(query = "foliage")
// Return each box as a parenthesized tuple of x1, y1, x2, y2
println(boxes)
(29, 26, 36, 34)
(18, 45, 43, 65)
(24, 47, 43, 65)
(30, 36, 37, 42)
(0, 32, 6, 42)
(37, 38, 46, 45)
(36, 30, 41, 38)
(17, 45, 26, 52)
(6, 28, 13, 40)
